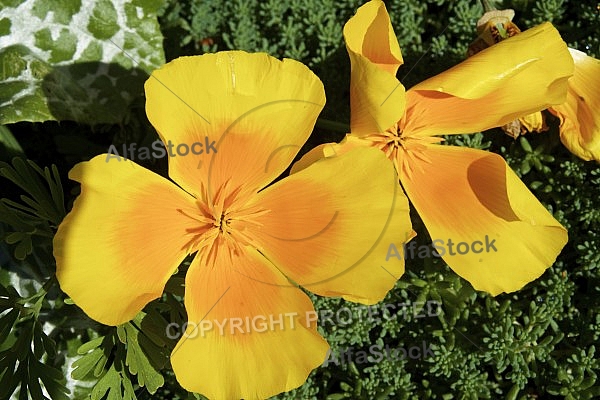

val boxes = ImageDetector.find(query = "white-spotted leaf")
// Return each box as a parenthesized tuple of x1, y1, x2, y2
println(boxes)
(0, 0, 165, 124)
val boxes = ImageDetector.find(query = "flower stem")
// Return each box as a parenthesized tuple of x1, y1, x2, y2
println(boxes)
(481, 0, 496, 12)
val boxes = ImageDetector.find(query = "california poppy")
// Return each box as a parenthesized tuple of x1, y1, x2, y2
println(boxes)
(53, 51, 414, 399)
(293, 0, 572, 296)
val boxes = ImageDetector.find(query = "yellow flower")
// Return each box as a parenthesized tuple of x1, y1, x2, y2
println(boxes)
(469, 8, 600, 161)
(549, 48, 600, 161)
(52, 51, 413, 399)
(293, 0, 572, 295)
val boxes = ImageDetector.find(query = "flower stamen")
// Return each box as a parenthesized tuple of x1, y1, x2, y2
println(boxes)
(180, 181, 270, 265)
(362, 123, 443, 179)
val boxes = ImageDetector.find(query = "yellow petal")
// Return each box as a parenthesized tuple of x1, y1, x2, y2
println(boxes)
(549, 48, 600, 161)
(344, 0, 406, 135)
(519, 111, 547, 133)
(253, 147, 414, 304)
(344, 0, 403, 75)
(399, 145, 567, 295)
(145, 51, 325, 198)
(53, 155, 199, 325)
(289, 134, 367, 174)
(405, 22, 573, 137)
(171, 248, 328, 400)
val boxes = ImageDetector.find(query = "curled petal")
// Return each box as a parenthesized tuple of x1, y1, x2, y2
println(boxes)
(344, 0, 406, 135)
(405, 22, 573, 137)
(550, 48, 600, 161)
(290, 134, 367, 174)
(399, 145, 568, 295)
(519, 111, 547, 133)
(344, 0, 403, 75)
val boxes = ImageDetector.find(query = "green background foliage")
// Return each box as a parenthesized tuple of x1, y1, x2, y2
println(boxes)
(1, 0, 599, 399)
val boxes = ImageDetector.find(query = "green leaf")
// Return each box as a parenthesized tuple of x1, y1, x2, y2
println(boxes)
(72, 317, 166, 395)
(519, 136, 533, 153)
(4, 231, 23, 244)
(520, 159, 531, 175)
(76, 336, 105, 355)
(91, 365, 137, 400)
(0, 307, 19, 343)
(139, 307, 176, 348)
(90, 365, 122, 400)
(72, 347, 107, 380)
(0, 0, 165, 124)
(0, 201, 37, 232)
(33, 359, 70, 400)
(123, 321, 165, 394)
(0, 307, 69, 400)
(0, 125, 23, 161)
(14, 236, 32, 260)
(0, 158, 64, 260)
(0, 158, 65, 226)
(72, 335, 110, 380)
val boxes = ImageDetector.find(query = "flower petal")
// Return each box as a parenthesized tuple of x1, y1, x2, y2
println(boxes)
(145, 51, 325, 198)
(171, 248, 328, 399)
(399, 145, 567, 295)
(344, 0, 406, 135)
(289, 134, 367, 174)
(404, 22, 573, 137)
(519, 111, 546, 133)
(253, 147, 414, 304)
(549, 48, 600, 161)
(344, 0, 403, 75)
(53, 155, 198, 325)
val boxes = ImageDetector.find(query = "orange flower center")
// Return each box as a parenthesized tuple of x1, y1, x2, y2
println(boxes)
(181, 181, 269, 265)
(362, 122, 442, 178)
